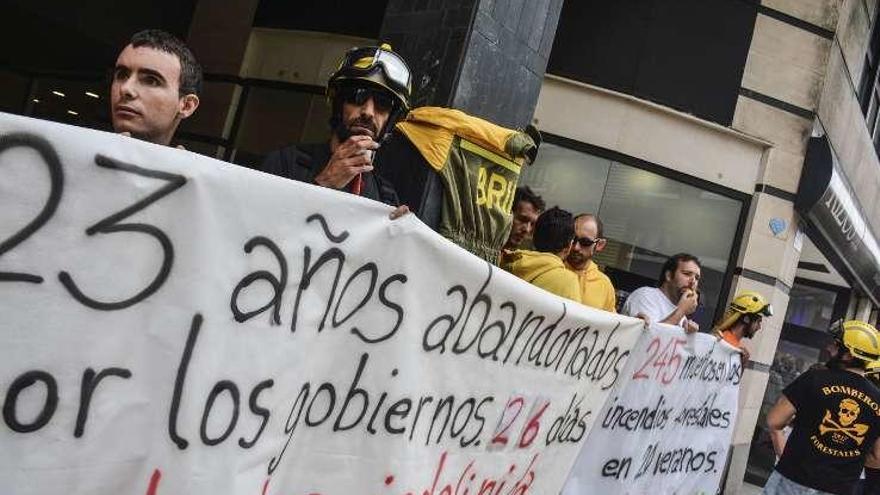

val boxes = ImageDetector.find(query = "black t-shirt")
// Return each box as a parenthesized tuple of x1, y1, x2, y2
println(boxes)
(776, 367, 880, 494)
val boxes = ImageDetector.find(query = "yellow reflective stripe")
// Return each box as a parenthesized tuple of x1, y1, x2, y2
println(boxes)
(460, 138, 520, 174)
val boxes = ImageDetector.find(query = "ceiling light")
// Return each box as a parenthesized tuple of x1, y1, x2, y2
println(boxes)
(32, 99, 40, 103)
(52, 91, 66, 97)
(85, 91, 100, 99)
(67, 110, 79, 116)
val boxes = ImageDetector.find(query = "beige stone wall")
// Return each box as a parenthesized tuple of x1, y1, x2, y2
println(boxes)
(241, 28, 372, 85)
(818, 42, 880, 230)
(742, 15, 832, 113)
(233, 29, 373, 153)
(762, 0, 842, 31)
(533, 76, 769, 194)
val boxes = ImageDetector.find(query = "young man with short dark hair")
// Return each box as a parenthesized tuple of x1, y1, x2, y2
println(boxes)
(501, 206, 580, 302)
(503, 186, 546, 251)
(110, 29, 202, 146)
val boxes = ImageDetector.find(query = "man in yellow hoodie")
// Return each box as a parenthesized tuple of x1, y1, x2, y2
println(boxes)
(501, 207, 581, 302)
(566, 213, 617, 312)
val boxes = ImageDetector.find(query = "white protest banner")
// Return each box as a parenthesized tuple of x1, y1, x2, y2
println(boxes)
(563, 324, 742, 495)
(0, 112, 643, 494)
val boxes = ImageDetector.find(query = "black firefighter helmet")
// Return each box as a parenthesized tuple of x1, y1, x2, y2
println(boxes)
(326, 43, 412, 139)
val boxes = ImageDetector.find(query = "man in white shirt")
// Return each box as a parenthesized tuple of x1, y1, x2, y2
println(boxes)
(622, 253, 701, 333)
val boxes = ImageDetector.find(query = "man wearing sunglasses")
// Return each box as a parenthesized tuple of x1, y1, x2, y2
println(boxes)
(566, 214, 617, 312)
(259, 44, 412, 206)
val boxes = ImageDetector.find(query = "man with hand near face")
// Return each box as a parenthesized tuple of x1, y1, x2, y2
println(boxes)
(622, 253, 702, 333)
(110, 30, 201, 146)
(259, 44, 411, 207)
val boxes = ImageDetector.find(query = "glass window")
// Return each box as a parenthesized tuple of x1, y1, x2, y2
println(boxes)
(0, 70, 31, 114)
(27, 76, 110, 132)
(746, 339, 822, 485)
(784, 283, 838, 331)
(547, 0, 757, 126)
(521, 142, 744, 330)
(178, 81, 239, 138)
(598, 164, 741, 268)
(519, 144, 610, 215)
(231, 86, 329, 169)
(860, 10, 880, 147)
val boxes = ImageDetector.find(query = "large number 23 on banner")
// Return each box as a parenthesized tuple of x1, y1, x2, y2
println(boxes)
(0, 133, 185, 309)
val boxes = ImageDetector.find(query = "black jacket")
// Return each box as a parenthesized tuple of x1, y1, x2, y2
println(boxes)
(258, 143, 399, 206)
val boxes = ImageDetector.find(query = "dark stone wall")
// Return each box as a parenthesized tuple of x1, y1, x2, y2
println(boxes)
(254, 0, 389, 39)
(380, 0, 563, 129)
(1, 0, 197, 71)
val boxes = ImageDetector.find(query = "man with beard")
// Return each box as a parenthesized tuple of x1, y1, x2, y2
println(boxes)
(503, 187, 545, 251)
(565, 213, 616, 312)
(765, 320, 880, 495)
(621, 253, 701, 333)
(259, 44, 411, 206)
(712, 291, 773, 362)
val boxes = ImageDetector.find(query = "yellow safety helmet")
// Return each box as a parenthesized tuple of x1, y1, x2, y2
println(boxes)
(715, 291, 773, 332)
(866, 361, 880, 386)
(835, 320, 880, 363)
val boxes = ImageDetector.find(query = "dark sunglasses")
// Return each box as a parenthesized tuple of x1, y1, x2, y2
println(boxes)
(338, 86, 396, 112)
(574, 236, 600, 248)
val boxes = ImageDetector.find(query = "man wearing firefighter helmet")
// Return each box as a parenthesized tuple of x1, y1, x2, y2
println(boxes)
(259, 44, 411, 206)
(764, 320, 880, 494)
(713, 290, 773, 362)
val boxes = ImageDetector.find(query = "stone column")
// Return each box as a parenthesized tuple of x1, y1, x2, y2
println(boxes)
(856, 296, 873, 322)
(380, 0, 564, 129)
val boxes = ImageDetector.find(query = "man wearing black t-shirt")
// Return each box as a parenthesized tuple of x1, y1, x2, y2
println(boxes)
(765, 320, 880, 495)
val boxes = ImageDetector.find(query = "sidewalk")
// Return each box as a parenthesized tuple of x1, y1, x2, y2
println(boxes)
(739, 482, 762, 494)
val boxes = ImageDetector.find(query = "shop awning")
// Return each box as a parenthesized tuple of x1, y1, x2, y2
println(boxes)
(795, 136, 880, 304)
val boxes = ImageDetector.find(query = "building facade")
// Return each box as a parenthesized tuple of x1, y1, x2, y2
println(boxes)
(3, 0, 880, 491)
